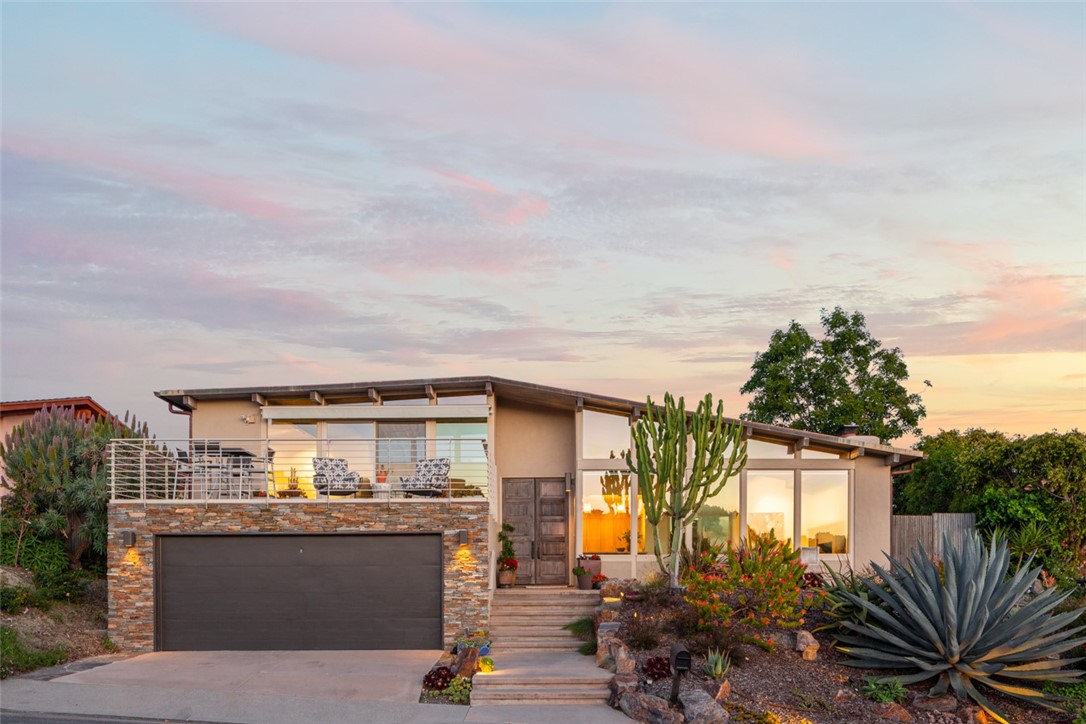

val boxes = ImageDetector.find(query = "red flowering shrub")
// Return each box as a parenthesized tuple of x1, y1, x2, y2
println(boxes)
(498, 557, 518, 571)
(591, 573, 608, 583)
(684, 530, 807, 647)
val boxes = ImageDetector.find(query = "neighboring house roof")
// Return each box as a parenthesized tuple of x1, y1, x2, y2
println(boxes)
(155, 375, 922, 465)
(0, 396, 110, 419)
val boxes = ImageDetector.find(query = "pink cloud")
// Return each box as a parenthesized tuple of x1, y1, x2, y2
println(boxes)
(971, 268, 1077, 344)
(430, 168, 550, 226)
(769, 246, 795, 272)
(3, 132, 296, 223)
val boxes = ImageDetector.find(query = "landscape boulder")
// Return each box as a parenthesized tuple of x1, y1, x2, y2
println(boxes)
(609, 673, 639, 708)
(679, 688, 730, 723)
(911, 693, 959, 713)
(619, 692, 683, 724)
(794, 630, 819, 661)
(875, 701, 914, 722)
(705, 679, 731, 701)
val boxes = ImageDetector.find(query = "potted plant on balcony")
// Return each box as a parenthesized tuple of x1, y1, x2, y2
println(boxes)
(376, 465, 389, 484)
(496, 522, 517, 588)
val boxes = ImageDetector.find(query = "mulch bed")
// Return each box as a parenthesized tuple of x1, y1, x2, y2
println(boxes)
(613, 592, 1069, 723)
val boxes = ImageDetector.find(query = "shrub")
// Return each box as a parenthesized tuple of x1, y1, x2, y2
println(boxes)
(642, 656, 671, 681)
(862, 677, 907, 704)
(0, 627, 67, 678)
(684, 530, 806, 646)
(562, 617, 594, 641)
(0, 525, 68, 583)
(624, 618, 660, 650)
(423, 665, 454, 691)
(478, 656, 494, 673)
(578, 639, 597, 656)
(836, 531, 1086, 723)
(0, 586, 30, 614)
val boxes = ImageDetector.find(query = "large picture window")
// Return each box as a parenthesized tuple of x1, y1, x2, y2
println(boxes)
(746, 470, 794, 546)
(582, 470, 633, 554)
(801, 471, 849, 553)
(693, 475, 740, 548)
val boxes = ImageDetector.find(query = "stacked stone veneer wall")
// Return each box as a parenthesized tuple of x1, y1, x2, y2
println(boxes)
(108, 501, 490, 653)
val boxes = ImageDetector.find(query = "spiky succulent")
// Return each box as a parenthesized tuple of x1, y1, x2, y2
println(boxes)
(423, 665, 454, 691)
(703, 648, 731, 679)
(834, 531, 1085, 724)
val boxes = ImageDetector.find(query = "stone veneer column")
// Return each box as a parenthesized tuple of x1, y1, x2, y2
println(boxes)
(107, 502, 490, 653)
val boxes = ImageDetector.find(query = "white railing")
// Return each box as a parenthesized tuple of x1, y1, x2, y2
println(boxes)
(109, 437, 491, 502)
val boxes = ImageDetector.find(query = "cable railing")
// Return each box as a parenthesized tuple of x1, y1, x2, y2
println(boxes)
(109, 437, 491, 502)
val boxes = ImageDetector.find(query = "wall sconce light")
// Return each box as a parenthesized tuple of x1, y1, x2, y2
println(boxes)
(239, 415, 256, 424)
(458, 530, 469, 546)
(121, 531, 136, 547)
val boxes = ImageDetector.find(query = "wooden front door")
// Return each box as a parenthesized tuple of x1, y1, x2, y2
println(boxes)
(501, 477, 568, 585)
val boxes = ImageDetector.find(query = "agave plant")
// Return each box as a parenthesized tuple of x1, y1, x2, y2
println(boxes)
(834, 531, 1085, 724)
(703, 648, 731, 679)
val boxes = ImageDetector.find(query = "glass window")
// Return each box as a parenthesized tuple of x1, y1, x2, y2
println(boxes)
(693, 475, 740, 549)
(377, 422, 424, 480)
(269, 422, 318, 494)
(438, 394, 487, 405)
(582, 470, 633, 554)
(746, 438, 794, 459)
(326, 423, 375, 481)
(801, 471, 849, 554)
(582, 411, 630, 460)
(382, 398, 431, 406)
(437, 422, 488, 493)
(800, 447, 843, 460)
(747, 470, 795, 546)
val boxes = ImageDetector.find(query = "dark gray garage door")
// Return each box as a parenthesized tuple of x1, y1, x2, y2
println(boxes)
(156, 534, 442, 651)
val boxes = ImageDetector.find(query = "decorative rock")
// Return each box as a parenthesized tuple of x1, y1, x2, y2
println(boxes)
(612, 640, 636, 674)
(911, 694, 959, 713)
(706, 679, 731, 702)
(602, 578, 637, 598)
(452, 647, 479, 678)
(616, 656, 637, 675)
(597, 607, 621, 623)
(834, 688, 859, 702)
(679, 688, 730, 723)
(794, 629, 819, 660)
(959, 706, 990, 724)
(875, 701, 914, 722)
(602, 655, 616, 673)
(619, 692, 683, 724)
(609, 673, 639, 708)
(598, 622, 622, 636)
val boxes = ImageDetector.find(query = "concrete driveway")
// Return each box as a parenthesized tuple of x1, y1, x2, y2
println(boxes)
(54, 650, 443, 702)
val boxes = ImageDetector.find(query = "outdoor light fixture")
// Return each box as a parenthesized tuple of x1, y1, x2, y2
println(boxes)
(458, 530, 468, 546)
(669, 643, 692, 703)
(121, 531, 136, 547)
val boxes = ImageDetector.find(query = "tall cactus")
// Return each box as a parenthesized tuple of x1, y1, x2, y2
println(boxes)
(625, 393, 747, 589)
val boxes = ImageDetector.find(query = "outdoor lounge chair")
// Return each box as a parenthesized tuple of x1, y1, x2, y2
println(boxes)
(399, 458, 451, 497)
(312, 457, 362, 496)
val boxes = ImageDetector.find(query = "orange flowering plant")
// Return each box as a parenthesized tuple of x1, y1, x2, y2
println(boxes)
(684, 530, 807, 645)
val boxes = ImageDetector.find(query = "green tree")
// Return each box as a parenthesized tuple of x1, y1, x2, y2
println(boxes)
(740, 307, 927, 443)
(625, 393, 747, 589)
(893, 428, 1009, 514)
(1, 406, 147, 569)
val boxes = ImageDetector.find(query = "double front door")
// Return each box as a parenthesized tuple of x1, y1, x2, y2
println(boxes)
(501, 477, 568, 585)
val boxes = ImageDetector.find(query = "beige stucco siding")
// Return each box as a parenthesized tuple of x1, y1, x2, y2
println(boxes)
(494, 400, 575, 479)
(853, 455, 893, 570)
(190, 400, 262, 446)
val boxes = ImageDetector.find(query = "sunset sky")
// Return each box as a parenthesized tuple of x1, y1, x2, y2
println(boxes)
(2, 3, 1083, 443)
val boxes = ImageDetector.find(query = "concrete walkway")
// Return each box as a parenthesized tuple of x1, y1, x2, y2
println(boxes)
(0, 651, 628, 724)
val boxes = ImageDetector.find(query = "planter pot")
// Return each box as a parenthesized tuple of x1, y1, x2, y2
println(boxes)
(577, 557, 602, 577)
(576, 573, 594, 590)
(497, 569, 516, 589)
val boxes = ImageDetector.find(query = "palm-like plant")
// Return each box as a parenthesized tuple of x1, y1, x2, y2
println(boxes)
(834, 531, 1085, 724)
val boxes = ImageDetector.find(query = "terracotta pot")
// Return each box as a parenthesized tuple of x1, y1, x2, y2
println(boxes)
(497, 569, 516, 588)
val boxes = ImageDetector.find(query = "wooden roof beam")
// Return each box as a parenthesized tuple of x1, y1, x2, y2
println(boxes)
(182, 396, 198, 410)
(251, 393, 266, 406)
(367, 387, 381, 405)
(309, 391, 325, 405)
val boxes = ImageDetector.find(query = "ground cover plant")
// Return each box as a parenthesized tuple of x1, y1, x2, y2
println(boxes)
(0, 626, 67, 678)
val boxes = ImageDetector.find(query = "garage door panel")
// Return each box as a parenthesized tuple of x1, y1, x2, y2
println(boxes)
(157, 534, 442, 651)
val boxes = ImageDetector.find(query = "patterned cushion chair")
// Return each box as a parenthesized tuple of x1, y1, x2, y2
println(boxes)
(312, 457, 362, 496)
(399, 458, 452, 497)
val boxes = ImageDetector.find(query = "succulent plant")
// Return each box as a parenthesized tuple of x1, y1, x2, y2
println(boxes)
(423, 665, 454, 691)
(834, 531, 1085, 723)
(642, 655, 672, 681)
(703, 648, 731, 679)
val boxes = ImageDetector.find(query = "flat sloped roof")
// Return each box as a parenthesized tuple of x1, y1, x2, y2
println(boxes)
(155, 375, 922, 464)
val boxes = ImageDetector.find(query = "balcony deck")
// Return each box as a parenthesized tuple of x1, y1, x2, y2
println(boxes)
(108, 437, 492, 503)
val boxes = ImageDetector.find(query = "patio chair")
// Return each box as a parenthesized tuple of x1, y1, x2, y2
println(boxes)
(399, 458, 451, 497)
(312, 457, 362, 496)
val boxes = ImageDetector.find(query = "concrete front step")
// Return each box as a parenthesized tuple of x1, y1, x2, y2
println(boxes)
(471, 687, 610, 704)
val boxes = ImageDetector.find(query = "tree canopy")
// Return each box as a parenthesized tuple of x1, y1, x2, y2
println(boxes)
(739, 307, 927, 443)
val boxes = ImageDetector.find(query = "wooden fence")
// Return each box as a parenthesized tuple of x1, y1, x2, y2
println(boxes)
(891, 512, 976, 560)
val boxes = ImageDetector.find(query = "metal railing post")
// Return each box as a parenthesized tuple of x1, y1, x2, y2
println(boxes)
(139, 445, 147, 502)
(109, 442, 116, 500)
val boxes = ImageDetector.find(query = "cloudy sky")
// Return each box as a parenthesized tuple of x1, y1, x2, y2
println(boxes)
(2, 2, 1083, 442)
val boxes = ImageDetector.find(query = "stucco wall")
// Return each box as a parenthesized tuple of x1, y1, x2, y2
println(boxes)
(494, 400, 575, 479)
(108, 501, 490, 653)
(190, 400, 262, 446)
(853, 456, 893, 570)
